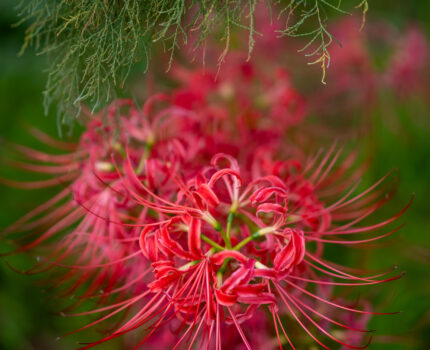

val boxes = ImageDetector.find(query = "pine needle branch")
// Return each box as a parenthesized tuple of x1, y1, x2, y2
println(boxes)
(16, 0, 368, 125)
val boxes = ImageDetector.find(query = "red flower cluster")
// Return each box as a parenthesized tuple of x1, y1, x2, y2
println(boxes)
(2, 59, 407, 350)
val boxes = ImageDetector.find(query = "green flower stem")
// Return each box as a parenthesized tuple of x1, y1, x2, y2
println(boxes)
(233, 226, 276, 251)
(218, 228, 231, 249)
(225, 211, 235, 248)
(178, 260, 200, 271)
(216, 258, 230, 288)
(201, 234, 224, 251)
(210, 217, 230, 249)
(233, 231, 260, 251)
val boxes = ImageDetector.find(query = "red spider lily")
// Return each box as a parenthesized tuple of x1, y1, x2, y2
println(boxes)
(40, 142, 406, 350)
(0, 96, 206, 303)
(1, 75, 408, 348)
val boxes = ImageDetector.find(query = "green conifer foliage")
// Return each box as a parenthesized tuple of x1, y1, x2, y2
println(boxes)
(17, 0, 368, 125)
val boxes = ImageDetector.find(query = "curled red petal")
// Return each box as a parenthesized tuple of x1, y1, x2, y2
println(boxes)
(210, 250, 248, 265)
(211, 153, 240, 172)
(250, 186, 287, 205)
(256, 203, 287, 216)
(222, 263, 254, 292)
(215, 289, 237, 306)
(237, 292, 276, 305)
(274, 230, 305, 272)
(208, 169, 242, 188)
(188, 217, 202, 257)
(193, 184, 219, 209)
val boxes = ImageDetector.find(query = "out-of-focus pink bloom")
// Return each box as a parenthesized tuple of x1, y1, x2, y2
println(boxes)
(171, 52, 307, 154)
(340, 301, 373, 349)
(311, 18, 376, 120)
(386, 26, 429, 98)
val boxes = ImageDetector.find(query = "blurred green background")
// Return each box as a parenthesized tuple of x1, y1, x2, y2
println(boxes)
(0, 1, 429, 349)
